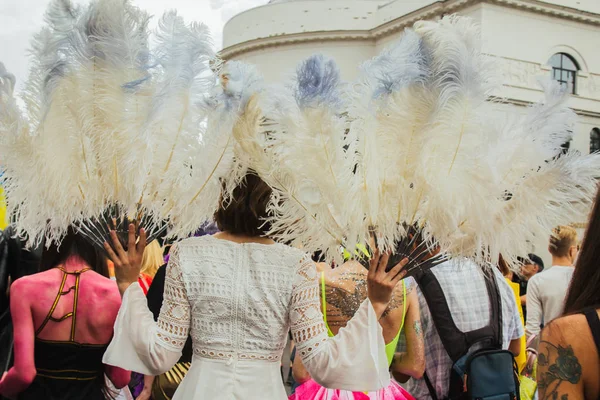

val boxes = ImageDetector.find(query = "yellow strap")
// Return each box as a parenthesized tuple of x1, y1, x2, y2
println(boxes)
(400, 279, 407, 333)
(321, 272, 334, 338)
(36, 272, 69, 336)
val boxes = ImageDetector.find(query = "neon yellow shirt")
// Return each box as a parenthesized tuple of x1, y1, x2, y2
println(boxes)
(321, 271, 406, 366)
(0, 186, 7, 230)
(505, 278, 526, 373)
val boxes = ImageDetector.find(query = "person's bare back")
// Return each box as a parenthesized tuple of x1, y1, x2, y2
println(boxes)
(26, 266, 122, 344)
(322, 260, 406, 343)
(0, 255, 130, 399)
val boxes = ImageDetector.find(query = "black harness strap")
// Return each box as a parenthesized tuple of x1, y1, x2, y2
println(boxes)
(583, 308, 600, 356)
(415, 267, 502, 363)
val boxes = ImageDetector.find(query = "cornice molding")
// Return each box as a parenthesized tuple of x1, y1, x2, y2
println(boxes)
(491, 96, 600, 118)
(220, 30, 374, 59)
(220, 0, 600, 60)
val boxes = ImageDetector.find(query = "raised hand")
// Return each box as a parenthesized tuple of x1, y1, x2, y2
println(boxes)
(367, 249, 408, 319)
(103, 224, 147, 296)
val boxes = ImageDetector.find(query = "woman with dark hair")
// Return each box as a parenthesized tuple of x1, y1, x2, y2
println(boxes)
(537, 187, 600, 400)
(0, 228, 130, 399)
(103, 172, 409, 400)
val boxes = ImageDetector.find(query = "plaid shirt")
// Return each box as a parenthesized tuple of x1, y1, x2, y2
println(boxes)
(398, 259, 524, 399)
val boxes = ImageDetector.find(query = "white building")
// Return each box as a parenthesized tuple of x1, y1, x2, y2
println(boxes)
(222, 0, 600, 260)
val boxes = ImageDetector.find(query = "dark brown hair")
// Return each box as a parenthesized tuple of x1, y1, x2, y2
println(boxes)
(497, 254, 511, 277)
(214, 173, 272, 237)
(563, 186, 600, 315)
(40, 227, 109, 277)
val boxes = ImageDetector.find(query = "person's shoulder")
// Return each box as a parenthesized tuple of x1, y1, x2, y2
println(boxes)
(546, 313, 592, 336)
(12, 269, 54, 287)
(9, 274, 32, 294)
(540, 313, 591, 356)
(86, 272, 120, 293)
(528, 270, 544, 285)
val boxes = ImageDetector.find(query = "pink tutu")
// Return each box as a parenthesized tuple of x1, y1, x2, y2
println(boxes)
(289, 379, 415, 400)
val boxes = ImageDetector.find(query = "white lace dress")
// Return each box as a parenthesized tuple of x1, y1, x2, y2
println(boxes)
(103, 236, 389, 399)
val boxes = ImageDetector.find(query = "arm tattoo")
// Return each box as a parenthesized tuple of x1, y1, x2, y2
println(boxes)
(538, 341, 581, 400)
(413, 321, 422, 336)
(382, 290, 405, 317)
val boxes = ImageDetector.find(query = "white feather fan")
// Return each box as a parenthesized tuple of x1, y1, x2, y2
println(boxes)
(0, 0, 217, 247)
(245, 15, 599, 272)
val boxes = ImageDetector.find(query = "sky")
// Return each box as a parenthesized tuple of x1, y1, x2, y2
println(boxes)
(0, 0, 268, 92)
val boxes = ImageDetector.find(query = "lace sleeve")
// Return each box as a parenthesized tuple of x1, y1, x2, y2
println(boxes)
(289, 254, 390, 391)
(289, 254, 329, 362)
(103, 245, 189, 375)
(156, 244, 191, 352)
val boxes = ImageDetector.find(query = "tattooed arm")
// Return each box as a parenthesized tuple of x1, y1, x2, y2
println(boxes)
(391, 289, 425, 383)
(538, 322, 584, 400)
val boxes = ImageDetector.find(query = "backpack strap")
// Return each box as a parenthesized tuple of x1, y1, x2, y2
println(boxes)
(414, 266, 503, 363)
(423, 372, 439, 400)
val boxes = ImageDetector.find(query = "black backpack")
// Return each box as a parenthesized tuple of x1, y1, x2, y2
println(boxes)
(414, 267, 520, 400)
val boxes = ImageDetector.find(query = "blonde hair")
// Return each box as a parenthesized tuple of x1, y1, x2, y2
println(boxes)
(140, 240, 164, 278)
(549, 225, 578, 257)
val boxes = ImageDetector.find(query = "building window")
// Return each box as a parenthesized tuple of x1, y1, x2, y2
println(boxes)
(548, 53, 579, 94)
(591, 128, 600, 154)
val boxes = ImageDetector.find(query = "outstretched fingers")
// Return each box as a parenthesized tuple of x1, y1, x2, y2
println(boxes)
(136, 227, 147, 255)
(103, 239, 120, 266)
(387, 258, 409, 285)
(109, 230, 127, 260)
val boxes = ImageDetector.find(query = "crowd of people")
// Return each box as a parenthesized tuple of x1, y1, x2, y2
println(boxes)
(0, 173, 598, 400)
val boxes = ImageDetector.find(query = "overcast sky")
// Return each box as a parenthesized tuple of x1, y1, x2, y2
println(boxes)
(0, 0, 267, 92)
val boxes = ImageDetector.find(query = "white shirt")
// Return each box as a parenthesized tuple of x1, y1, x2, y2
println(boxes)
(397, 259, 524, 399)
(525, 265, 575, 339)
(103, 236, 389, 400)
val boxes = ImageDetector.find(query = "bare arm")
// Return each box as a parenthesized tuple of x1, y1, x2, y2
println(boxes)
(104, 365, 131, 390)
(508, 338, 522, 357)
(135, 375, 155, 400)
(103, 287, 131, 388)
(520, 294, 527, 306)
(291, 356, 311, 386)
(538, 323, 585, 400)
(0, 279, 37, 398)
(391, 289, 425, 383)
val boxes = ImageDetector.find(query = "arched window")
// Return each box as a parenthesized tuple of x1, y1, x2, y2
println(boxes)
(548, 53, 579, 94)
(591, 128, 600, 154)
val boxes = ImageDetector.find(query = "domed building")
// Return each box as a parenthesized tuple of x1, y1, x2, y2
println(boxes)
(222, 0, 599, 153)
(221, 0, 600, 260)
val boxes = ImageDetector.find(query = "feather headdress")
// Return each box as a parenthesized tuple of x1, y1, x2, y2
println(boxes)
(243, 15, 599, 272)
(0, 0, 218, 247)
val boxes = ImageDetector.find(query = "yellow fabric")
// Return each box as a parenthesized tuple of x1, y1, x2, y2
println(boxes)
(384, 280, 406, 365)
(342, 244, 370, 261)
(519, 375, 537, 400)
(321, 272, 335, 338)
(0, 186, 6, 230)
(505, 278, 527, 373)
(320, 272, 406, 366)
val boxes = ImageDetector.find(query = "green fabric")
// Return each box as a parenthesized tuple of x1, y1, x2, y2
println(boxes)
(342, 244, 370, 261)
(385, 280, 406, 365)
(321, 272, 407, 366)
(519, 375, 537, 400)
(321, 272, 335, 338)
